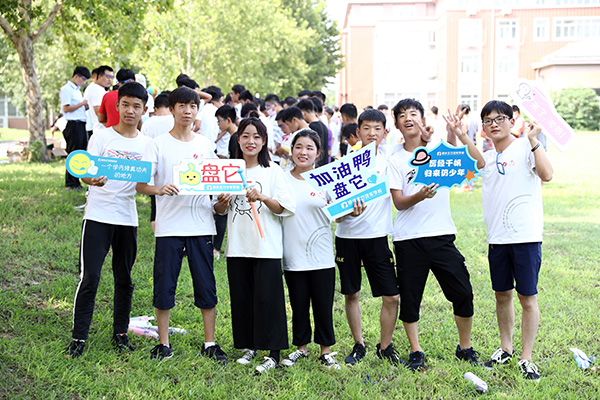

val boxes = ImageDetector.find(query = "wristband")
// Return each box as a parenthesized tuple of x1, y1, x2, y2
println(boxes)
(531, 142, 541, 152)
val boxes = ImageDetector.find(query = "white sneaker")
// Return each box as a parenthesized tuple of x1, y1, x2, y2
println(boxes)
(518, 359, 541, 382)
(236, 349, 257, 365)
(319, 352, 341, 370)
(281, 349, 308, 367)
(255, 356, 278, 373)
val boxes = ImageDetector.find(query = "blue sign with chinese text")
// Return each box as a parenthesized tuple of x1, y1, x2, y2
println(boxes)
(66, 150, 151, 183)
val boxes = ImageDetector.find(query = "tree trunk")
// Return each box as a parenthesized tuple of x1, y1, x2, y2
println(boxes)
(14, 34, 49, 162)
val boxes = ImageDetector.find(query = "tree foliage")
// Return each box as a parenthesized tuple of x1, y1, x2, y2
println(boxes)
(553, 87, 600, 131)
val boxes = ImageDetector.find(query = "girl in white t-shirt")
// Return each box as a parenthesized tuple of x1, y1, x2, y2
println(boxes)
(214, 115, 295, 373)
(280, 129, 340, 369)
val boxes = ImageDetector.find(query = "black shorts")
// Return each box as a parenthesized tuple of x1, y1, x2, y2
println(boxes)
(488, 242, 541, 296)
(335, 236, 398, 297)
(153, 235, 217, 310)
(394, 235, 473, 323)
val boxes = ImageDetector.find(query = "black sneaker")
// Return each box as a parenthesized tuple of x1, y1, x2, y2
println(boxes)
(455, 345, 480, 366)
(113, 333, 134, 353)
(66, 339, 85, 359)
(344, 342, 366, 366)
(408, 351, 425, 372)
(376, 343, 407, 367)
(201, 344, 229, 365)
(150, 344, 173, 360)
(483, 348, 513, 370)
(518, 359, 541, 382)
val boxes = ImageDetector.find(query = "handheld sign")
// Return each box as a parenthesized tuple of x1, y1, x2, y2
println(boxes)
(301, 142, 390, 221)
(173, 159, 250, 195)
(410, 141, 481, 190)
(511, 79, 575, 151)
(66, 150, 151, 183)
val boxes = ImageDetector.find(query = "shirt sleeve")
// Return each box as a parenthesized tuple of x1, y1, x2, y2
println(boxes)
(271, 163, 296, 217)
(90, 88, 105, 107)
(59, 86, 71, 107)
(99, 95, 107, 115)
(388, 157, 404, 190)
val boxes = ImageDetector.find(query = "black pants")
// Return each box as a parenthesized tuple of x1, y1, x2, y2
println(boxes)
(227, 257, 288, 351)
(284, 268, 336, 347)
(64, 120, 88, 188)
(72, 220, 137, 340)
(213, 213, 227, 252)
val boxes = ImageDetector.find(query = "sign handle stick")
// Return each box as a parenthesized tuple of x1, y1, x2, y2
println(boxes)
(237, 168, 265, 239)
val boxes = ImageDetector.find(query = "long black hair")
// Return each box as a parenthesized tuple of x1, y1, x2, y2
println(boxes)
(235, 117, 271, 168)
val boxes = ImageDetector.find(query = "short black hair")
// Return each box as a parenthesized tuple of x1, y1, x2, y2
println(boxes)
(283, 96, 297, 107)
(325, 107, 334, 117)
(297, 98, 316, 114)
(392, 98, 425, 121)
(311, 91, 326, 103)
(282, 106, 304, 123)
(97, 65, 113, 76)
(224, 93, 232, 104)
(358, 109, 386, 128)
(377, 104, 388, 111)
(232, 84, 246, 94)
(342, 123, 359, 139)
(265, 93, 281, 105)
(239, 90, 254, 103)
(291, 129, 321, 152)
(512, 104, 520, 113)
(235, 117, 271, 167)
(461, 104, 471, 115)
(216, 105, 237, 123)
(168, 86, 200, 108)
(298, 89, 312, 97)
(116, 68, 135, 83)
(340, 103, 357, 120)
(431, 106, 439, 115)
(91, 68, 98, 77)
(118, 82, 148, 105)
(176, 73, 190, 87)
(73, 66, 91, 79)
(179, 77, 199, 90)
(275, 108, 289, 122)
(154, 92, 170, 109)
(203, 87, 223, 102)
(481, 100, 513, 120)
(240, 102, 258, 118)
(308, 97, 323, 114)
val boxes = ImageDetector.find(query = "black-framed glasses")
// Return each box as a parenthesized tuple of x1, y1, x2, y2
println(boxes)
(496, 152, 505, 175)
(483, 115, 509, 126)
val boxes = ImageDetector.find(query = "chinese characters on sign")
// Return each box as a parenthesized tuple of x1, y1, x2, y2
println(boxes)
(66, 150, 151, 183)
(301, 142, 390, 220)
(410, 141, 480, 189)
(511, 78, 575, 152)
(173, 159, 251, 195)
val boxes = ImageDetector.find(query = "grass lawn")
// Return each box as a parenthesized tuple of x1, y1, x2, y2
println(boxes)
(0, 128, 62, 142)
(0, 132, 599, 399)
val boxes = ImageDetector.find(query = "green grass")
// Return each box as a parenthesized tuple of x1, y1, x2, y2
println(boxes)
(0, 128, 62, 142)
(1, 133, 599, 399)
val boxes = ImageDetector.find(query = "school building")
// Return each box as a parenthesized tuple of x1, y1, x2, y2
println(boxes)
(337, 0, 600, 114)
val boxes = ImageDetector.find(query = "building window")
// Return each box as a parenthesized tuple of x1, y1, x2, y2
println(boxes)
(554, 0, 600, 5)
(460, 56, 481, 74)
(384, 93, 419, 109)
(459, 19, 483, 48)
(460, 95, 479, 112)
(554, 17, 600, 40)
(533, 18, 549, 41)
(498, 20, 518, 41)
(497, 56, 517, 74)
(428, 31, 436, 48)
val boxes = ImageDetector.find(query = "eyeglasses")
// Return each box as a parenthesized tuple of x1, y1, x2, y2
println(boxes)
(483, 115, 509, 126)
(77, 75, 88, 83)
(278, 122, 286, 128)
(496, 152, 505, 175)
(265, 102, 273, 108)
(217, 118, 227, 123)
(100, 73, 114, 79)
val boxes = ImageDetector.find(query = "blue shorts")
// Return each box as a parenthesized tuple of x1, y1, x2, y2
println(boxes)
(488, 242, 542, 296)
(153, 235, 217, 310)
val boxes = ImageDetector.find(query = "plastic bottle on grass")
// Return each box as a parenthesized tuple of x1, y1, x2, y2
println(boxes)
(464, 372, 488, 393)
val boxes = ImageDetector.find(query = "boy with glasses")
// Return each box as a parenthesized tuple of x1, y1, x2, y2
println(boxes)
(479, 100, 553, 381)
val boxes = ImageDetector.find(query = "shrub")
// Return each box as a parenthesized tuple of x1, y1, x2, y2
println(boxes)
(553, 87, 600, 131)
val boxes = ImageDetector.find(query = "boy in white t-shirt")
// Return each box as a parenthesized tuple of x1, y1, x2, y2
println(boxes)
(335, 109, 402, 367)
(141, 92, 174, 139)
(67, 82, 151, 358)
(136, 87, 227, 363)
(388, 99, 485, 372)
(479, 100, 553, 381)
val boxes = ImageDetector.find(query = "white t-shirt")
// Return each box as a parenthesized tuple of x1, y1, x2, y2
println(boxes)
(84, 127, 151, 226)
(144, 133, 217, 237)
(200, 102, 219, 143)
(282, 172, 335, 271)
(215, 132, 230, 158)
(388, 143, 457, 241)
(224, 162, 295, 258)
(335, 149, 393, 239)
(84, 82, 106, 132)
(481, 138, 544, 244)
(141, 115, 174, 139)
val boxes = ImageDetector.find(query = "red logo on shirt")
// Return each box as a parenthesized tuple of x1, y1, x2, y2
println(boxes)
(193, 154, 198, 159)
